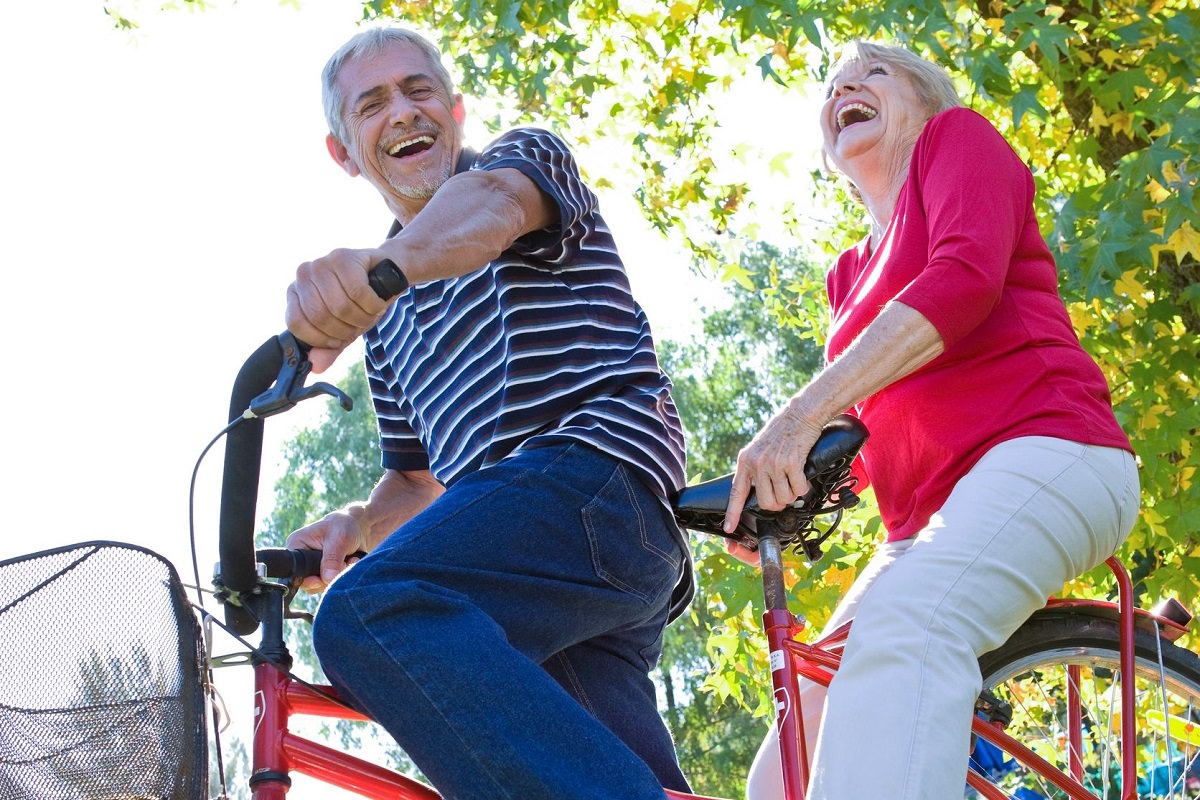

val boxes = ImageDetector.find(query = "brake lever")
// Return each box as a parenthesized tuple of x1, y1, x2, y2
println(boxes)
(245, 331, 353, 420)
(243, 258, 409, 420)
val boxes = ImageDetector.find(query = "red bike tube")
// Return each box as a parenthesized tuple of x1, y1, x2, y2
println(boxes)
(1107, 555, 1138, 800)
(969, 715, 1098, 799)
(253, 661, 440, 799)
(251, 662, 294, 800)
(1067, 663, 1084, 783)
(284, 681, 371, 721)
(765, 606, 809, 796)
(281, 734, 438, 799)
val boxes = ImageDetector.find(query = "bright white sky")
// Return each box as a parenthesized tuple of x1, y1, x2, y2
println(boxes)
(0, 1, 819, 796)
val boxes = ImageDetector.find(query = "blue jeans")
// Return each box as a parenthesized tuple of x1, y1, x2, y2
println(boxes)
(312, 443, 690, 799)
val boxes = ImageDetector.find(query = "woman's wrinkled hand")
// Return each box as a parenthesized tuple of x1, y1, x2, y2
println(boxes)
(724, 404, 826, 533)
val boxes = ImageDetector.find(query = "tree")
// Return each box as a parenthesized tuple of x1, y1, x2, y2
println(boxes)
(660, 241, 825, 480)
(361, 0, 1200, 611)
(655, 240, 884, 795)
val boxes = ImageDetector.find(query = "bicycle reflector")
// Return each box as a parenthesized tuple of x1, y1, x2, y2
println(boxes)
(0, 541, 207, 799)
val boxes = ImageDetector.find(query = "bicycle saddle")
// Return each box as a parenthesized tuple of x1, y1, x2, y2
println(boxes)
(672, 414, 868, 558)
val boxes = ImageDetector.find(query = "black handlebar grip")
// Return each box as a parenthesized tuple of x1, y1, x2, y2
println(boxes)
(367, 258, 409, 300)
(256, 548, 368, 580)
(256, 548, 323, 580)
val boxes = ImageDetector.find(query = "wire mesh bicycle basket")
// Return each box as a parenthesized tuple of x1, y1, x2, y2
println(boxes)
(0, 542, 207, 800)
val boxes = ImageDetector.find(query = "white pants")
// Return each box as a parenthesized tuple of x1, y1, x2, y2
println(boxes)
(745, 437, 1140, 800)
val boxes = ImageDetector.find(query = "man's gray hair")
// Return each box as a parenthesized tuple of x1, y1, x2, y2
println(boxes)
(322, 27, 456, 145)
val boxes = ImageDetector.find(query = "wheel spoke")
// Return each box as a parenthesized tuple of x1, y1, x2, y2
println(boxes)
(969, 615, 1200, 800)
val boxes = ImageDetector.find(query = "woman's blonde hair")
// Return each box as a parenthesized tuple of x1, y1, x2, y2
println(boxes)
(827, 41, 963, 119)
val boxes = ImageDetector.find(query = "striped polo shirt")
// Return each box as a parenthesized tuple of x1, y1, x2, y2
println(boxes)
(362, 127, 687, 500)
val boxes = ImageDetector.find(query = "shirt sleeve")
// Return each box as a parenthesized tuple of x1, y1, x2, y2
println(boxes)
(471, 127, 599, 265)
(893, 108, 1035, 349)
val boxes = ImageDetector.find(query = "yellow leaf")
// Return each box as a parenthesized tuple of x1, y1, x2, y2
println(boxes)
(1099, 48, 1121, 67)
(1114, 269, 1147, 304)
(1167, 222, 1200, 262)
(1180, 466, 1196, 491)
(1109, 110, 1135, 138)
(1067, 300, 1099, 333)
(1147, 179, 1171, 204)
(984, 17, 1004, 35)
(1139, 404, 1171, 434)
(626, 12, 660, 28)
(1089, 104, 1109, 135)
(820, 564, 856, 595)
(668, 0, 695, 23)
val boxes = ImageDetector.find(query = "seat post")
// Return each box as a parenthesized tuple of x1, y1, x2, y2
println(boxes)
(758, 520, 789, 611)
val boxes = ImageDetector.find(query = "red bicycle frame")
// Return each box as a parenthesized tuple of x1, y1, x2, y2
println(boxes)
(241, 550, 1170, 799)
(762, 550, 1151, 800)
(247, 653, 725, 799)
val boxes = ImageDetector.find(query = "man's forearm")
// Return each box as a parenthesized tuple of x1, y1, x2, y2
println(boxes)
(379, 168, 557, 285)
(355, 468, 446, 550)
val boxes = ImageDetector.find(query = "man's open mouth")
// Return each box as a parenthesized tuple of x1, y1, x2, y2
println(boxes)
(387, 135, 436, 158)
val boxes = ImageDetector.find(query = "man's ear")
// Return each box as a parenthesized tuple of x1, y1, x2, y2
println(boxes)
(451, 94, 466, 127)
(326, 134, 362, 178)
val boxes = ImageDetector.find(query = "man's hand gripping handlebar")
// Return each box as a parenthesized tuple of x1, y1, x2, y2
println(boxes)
(213, 260, 407, 635)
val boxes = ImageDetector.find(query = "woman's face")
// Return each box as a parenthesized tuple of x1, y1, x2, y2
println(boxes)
(820, 56, 928, 182)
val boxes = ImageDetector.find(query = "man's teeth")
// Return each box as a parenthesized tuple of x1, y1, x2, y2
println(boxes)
(837, 103, 878, 130)
(387, 135, 435, 156)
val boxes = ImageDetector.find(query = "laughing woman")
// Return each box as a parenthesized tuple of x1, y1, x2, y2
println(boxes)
(726, 41, 1140, 799)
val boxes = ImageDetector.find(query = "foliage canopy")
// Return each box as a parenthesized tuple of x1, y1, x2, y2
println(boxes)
(363, 0, 1200, 608)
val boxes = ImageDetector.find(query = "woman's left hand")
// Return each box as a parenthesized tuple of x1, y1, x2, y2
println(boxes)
(724, 404, 827, 533)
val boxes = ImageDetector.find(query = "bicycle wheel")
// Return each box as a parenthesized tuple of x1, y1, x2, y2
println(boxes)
(969, 611, 1200, 800)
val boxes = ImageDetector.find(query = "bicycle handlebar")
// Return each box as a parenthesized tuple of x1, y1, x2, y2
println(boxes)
(216, 259, 405, 635)
(255, 547, 324, 580)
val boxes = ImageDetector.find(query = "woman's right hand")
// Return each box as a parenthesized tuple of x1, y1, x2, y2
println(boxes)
(724, 403, 827, 534)
(725, 538, 761, 567)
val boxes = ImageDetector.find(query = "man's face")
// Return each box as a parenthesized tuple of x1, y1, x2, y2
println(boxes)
(328, 41, 466, 219)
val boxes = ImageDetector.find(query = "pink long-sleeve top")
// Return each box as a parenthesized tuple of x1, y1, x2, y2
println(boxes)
(825, 107, 1133, 541)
